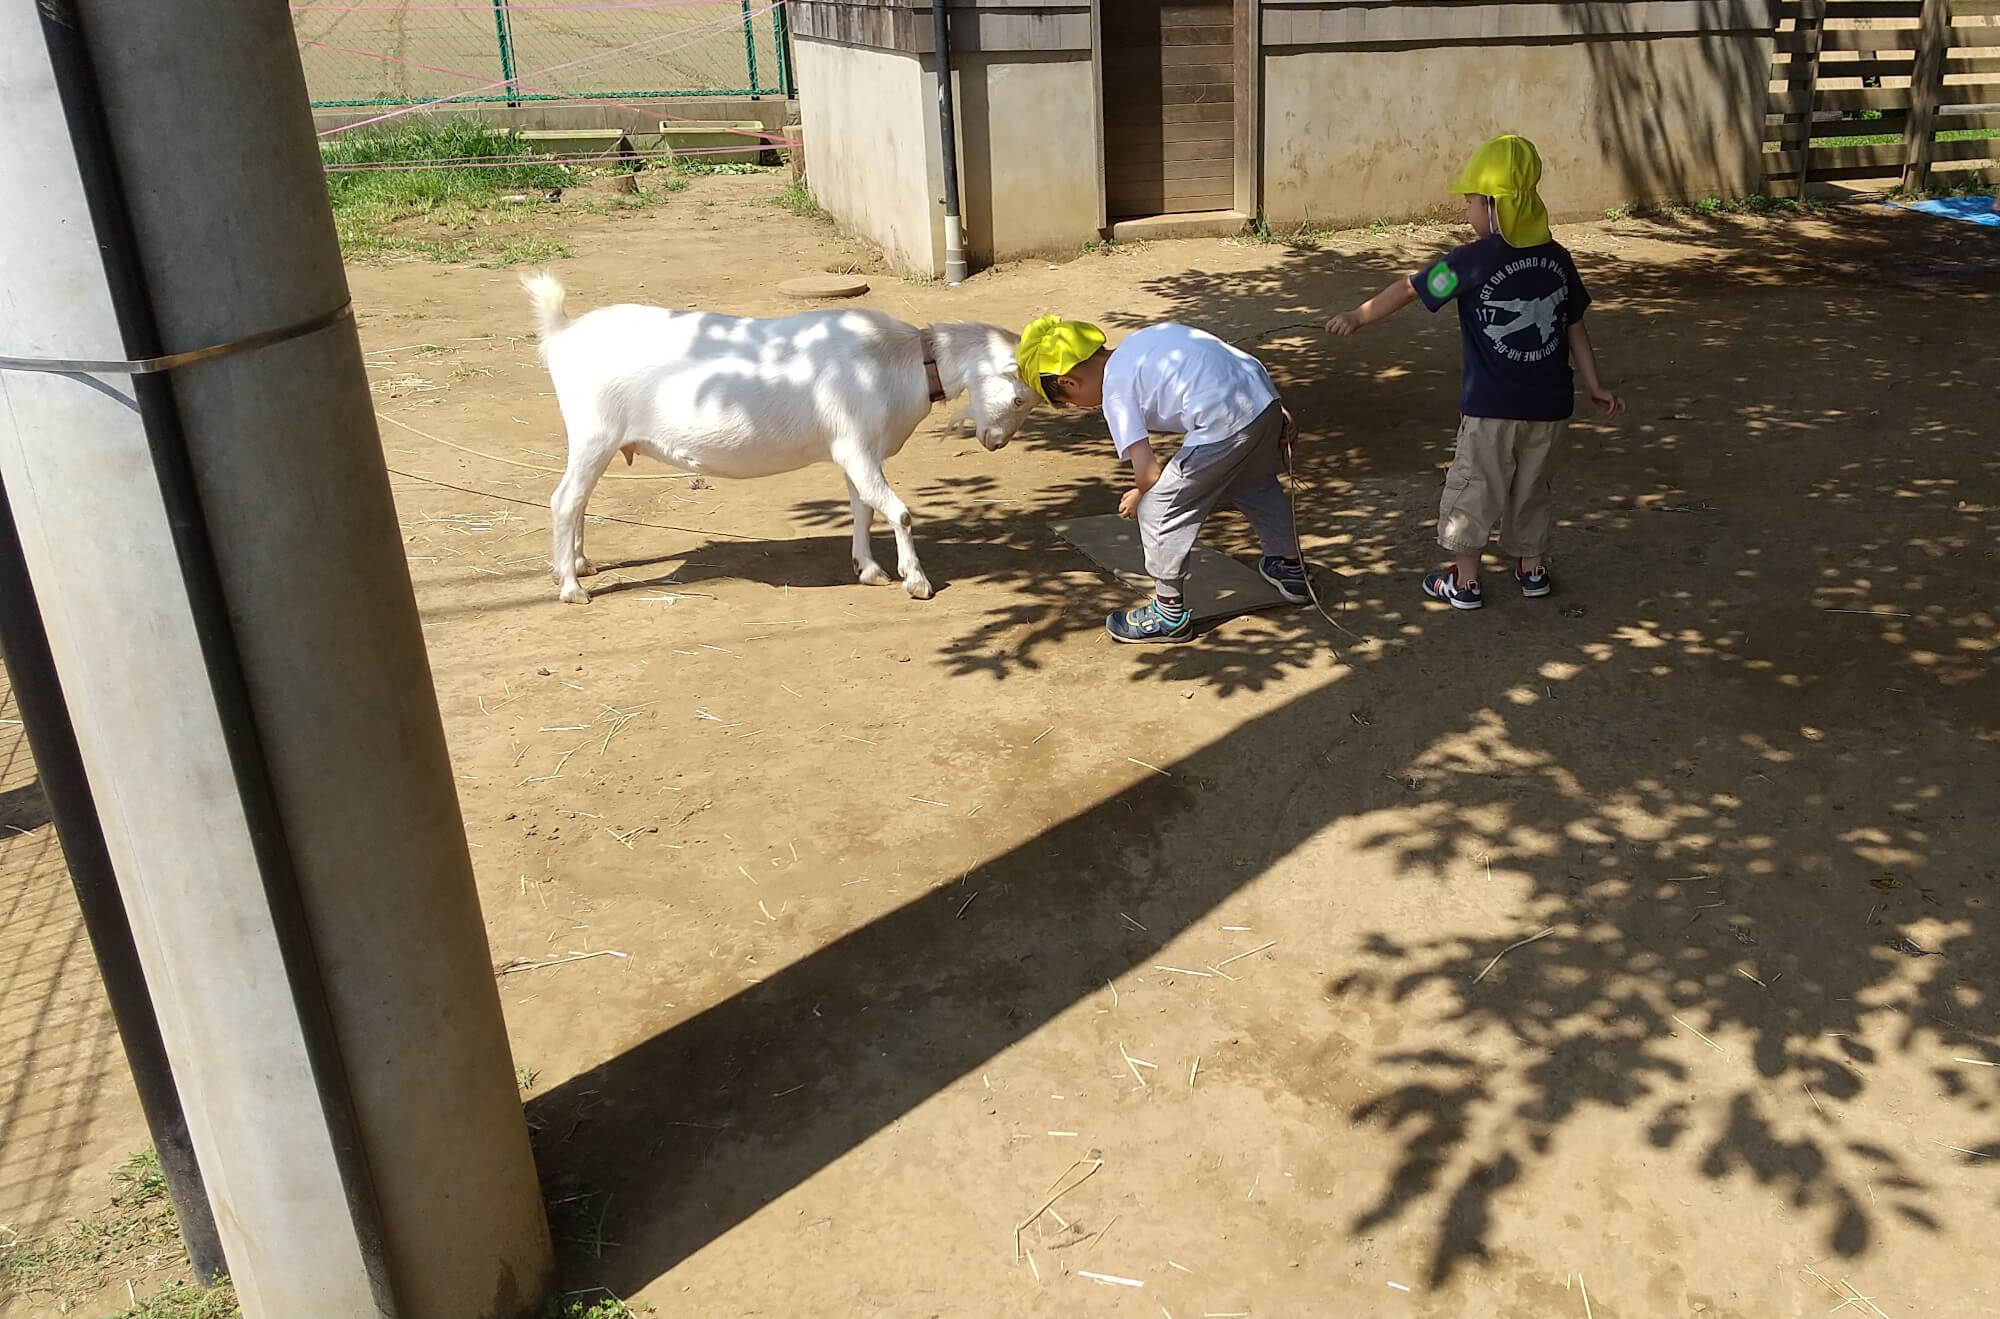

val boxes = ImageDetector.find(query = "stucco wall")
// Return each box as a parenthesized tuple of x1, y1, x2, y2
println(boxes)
(1264, 32, 1775, 227)
(954, 53, 1101, 265)
(794, 40, 937, 273)
(798, 1, 1784, 261)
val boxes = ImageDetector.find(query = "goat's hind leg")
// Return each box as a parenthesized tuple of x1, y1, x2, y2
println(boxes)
(549, 438, 620, 604)
(846, 476, 893, 586)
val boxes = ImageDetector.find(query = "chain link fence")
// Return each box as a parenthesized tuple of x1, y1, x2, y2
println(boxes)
(293, 0, 795, 109)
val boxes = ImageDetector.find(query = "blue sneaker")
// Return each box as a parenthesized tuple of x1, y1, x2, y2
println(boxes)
(1259, 555, 1312, 605)
(1515, 560, 1553, 598)
(1106, 598, 1195, 644)
(1422, 567, 1483, 611)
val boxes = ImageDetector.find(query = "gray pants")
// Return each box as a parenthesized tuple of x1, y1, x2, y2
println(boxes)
(1138, 400, 1297, 596)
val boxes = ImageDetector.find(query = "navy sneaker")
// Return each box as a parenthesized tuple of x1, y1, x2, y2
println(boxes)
(1106, 598, 1195, 644)
(1422, 567, 1484, 611)
(1515, 561, 1552, 598)
(1259, 555, 1312, 605)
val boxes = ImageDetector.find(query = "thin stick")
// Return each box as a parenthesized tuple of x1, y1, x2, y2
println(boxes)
(1013, 1158, 1102, 1251)
(1953, 1057, 1999, 1067)
(1031, 725, 1054, 744)
(1106, 979, 1119, 1008)
(910, 796, 951, 807)
(1471, 926, 1556, 984)
(1738, 967, 1767, 988)
(1190, 1056, 1200, 1088)
(1155, 965, 1214, 978)
(1216, 940, 1277, 969)
(1025, 1249, 1040, 1282)
(1086, 1213, 1120, 1253)
(1805, 1084, 1826, 1116)
(1821, 607, 1914, 618)
(1935, 1141, 1992, 1158)
(1129, 757, 1172, 777)
(1673, 1015, 1726, 1054)
(1119, 1042, 1150, 1089)
(1078, 1271, 1144, 1289)
(1835, 1278, 1892, 1319)
(956, 891, 979, 919)
(496, 950, 628, 976)
(1579, 1274, 1594, 1319)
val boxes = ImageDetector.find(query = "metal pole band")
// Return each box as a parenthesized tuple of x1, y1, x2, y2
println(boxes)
(0, 299, 353, 377)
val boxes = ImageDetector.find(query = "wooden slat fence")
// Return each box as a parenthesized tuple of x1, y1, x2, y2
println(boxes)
(1765, 0, 2000, 193)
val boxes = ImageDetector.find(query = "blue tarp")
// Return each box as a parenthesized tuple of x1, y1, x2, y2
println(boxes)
(1896, 195, 2000, 227)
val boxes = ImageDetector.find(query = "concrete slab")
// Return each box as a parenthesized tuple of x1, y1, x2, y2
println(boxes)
(1108, 210, 1251, 243)
(1051, 514, 1289, 623)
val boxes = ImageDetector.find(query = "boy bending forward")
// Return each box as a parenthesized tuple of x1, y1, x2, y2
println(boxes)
(1017, 317, 1310, 643)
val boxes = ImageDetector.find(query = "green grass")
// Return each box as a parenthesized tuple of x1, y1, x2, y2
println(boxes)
(768, 179, 827, 221)
(544, 1290, 651, 1319)
(322, 118, 569, 257)
(1250, 216, 1335, 246)
(3, 1146, 650, 1319)
(116, 1279, 241, 1319)
(673, 159, 776, 176)
(1, 1150, 188, 1313)
(320, 118, 686, 264)
(1813, 127, 2000, 149)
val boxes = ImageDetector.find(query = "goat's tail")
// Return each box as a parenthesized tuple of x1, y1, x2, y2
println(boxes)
(521, 270, 571, 344)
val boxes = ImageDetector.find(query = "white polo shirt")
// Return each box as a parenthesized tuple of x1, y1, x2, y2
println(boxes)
(1099, 322, 1280, 460)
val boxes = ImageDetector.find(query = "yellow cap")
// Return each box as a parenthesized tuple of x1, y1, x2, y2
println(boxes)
(1450, 134, 1552, 248)
(1015, 316, 1107, 401)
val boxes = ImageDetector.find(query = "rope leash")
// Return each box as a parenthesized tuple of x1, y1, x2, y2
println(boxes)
(1240, 321, 1360, 645)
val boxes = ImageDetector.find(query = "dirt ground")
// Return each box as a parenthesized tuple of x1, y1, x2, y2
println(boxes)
(4, 173, 1999, 1319)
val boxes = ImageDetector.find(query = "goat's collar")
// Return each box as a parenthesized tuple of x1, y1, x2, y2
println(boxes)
(919, 327, 948, 404)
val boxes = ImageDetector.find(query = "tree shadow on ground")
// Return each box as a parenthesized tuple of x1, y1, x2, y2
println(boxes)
(528, 205, 2000, 1296)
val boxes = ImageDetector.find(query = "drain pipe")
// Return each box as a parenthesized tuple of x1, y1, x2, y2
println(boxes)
(932, 0, 967, 285)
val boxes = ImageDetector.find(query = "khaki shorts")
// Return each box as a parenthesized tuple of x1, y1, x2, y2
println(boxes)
(1436, 415, 1565, 557)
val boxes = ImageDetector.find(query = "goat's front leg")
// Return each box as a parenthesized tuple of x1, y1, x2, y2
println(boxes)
(836, 451, 931, 600)
(844, 476, 893, 587)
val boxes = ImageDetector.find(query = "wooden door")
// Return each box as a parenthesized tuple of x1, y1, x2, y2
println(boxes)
(1101, 1, 1236, 218)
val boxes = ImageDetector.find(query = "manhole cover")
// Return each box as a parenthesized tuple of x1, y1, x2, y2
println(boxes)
(780, 274, 870, 298)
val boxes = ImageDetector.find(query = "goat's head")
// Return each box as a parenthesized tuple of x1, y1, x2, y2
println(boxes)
(957, 325, 1039, 451)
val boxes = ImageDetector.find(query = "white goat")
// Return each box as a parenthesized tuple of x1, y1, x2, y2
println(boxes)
(523, 273, 1037, 604)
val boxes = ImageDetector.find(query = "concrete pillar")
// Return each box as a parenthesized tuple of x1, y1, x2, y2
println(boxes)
(0, 3, 553, 1316)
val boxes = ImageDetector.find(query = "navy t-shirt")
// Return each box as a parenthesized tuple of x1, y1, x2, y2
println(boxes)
(1410, 234, 1591, 422)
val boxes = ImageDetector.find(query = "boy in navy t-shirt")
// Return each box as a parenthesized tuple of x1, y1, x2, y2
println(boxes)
(1327, 135, 1625, 610)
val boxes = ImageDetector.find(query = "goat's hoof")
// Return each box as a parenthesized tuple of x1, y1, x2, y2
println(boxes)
(856, 561, 893, 586)
(575, 557, 599, 578)
(558, 582, 591, 605)
(903, 575, 935, 601)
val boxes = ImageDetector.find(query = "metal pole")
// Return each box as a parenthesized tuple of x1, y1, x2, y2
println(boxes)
(0, 482, 228, 1289)
(933, 0, 967, 285)
(742, 0, 761, 96)
(773, 0, 795, 99)
(491, 0, 519, 108)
